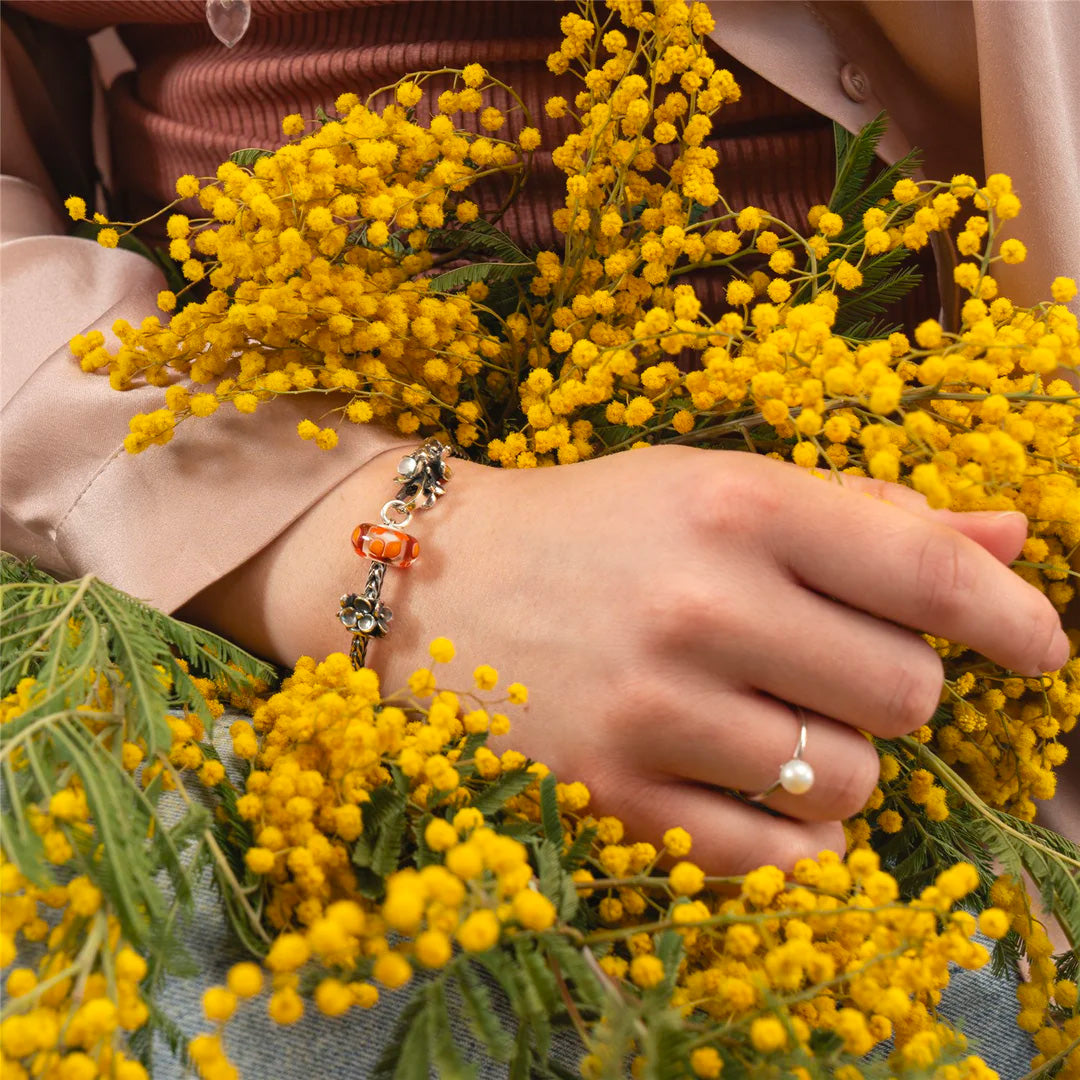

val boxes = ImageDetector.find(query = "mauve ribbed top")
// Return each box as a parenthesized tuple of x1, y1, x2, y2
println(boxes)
(7, 0, 936, 316)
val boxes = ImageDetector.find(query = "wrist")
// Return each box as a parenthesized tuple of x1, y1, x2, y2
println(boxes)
(175, 441, 417, 666)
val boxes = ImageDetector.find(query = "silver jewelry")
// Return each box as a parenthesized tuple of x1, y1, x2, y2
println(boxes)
(339, 438, 454, 670)
(748, 710, 814, 801)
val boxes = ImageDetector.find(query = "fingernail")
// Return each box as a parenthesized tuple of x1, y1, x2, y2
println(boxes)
(963, 511, 1027, 522)
(1045, 628, 1071, 671)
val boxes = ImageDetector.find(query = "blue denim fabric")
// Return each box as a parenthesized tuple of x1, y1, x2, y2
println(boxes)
(149, 923, 1036, 1080)
(143, 715, 1037, 1080)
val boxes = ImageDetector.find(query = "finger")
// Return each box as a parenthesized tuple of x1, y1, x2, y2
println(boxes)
(789, 466, 1029, 565)
(768, 467, 1068, 676)
(929, 509, 1028, 565)
(700, 576, 946, 738)
(638, 686, 880, 821)
(602, 776, 846, 875)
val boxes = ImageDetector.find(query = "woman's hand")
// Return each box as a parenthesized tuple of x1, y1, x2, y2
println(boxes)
(181, 443, 1068, 872)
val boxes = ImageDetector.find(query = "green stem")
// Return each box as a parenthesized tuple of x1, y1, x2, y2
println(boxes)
(582, 898, 941, 947)
(900, 738, 1080, 873)
(0, 709, 117, 763)
(161, 757, 271, 946)
(16, 574, 95, 659)
(0, 947, 88, 1020)
(1017, 1032, 1080, 1080)
(900, 737, 1080, 952)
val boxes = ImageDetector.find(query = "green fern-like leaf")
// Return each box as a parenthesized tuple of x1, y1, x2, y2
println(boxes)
(831, 115, 890, 213)
(901, 737, 1080, 952)
(542, 935, 605, 1011)
(843, 316, 904, 340)
(424, 219, 534, 294)
(83, 581, 174, 755)
(470, 767, 536, 814)
(426, 259, 534, 293)
(229, 147, 274, 168)
(562, 824, 598, 872)
(427, 979, 477, 1080)
(372, 990, 432, 1080)
(0, 552, 277, 967)
(977, 814, 1080, 948)
(429, 219, 531, 262)
(509, 1022, 533, 1080)
(833, 264, 925, 337)
(791, 114, 928, 332)
(830, 114, 922, 220)
(456, 960, 516, 1062)
(159, 612, 279, 693)
(370, 794, 409, 880)
(0, 555, 56, 586)
(479, 947, 553, 1066)
(539, 772, 565, 848)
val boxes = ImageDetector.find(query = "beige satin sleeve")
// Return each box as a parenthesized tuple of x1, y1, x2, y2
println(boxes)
(711, 1, 1080, 316)
(0, 174, 412, 612)
(970, 0, 1080, 308)
(862, 0, 1080, 307)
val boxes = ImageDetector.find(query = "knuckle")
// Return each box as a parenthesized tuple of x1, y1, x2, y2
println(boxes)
(687, 455, 781, 536)
(881, 649, 945, 736)
(593, 669, 682, 751)
(645, 574, 723, 649)
(914, 529, 976, 624)
(575, 759, 655, 830)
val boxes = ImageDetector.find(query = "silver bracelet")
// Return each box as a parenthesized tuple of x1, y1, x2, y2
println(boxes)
(338, 438, 455, 669)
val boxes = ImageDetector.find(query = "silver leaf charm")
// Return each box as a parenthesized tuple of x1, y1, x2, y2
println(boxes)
(205, 0, 251, 48)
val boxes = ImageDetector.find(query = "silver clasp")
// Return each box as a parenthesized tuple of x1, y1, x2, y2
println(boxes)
(380, 499, 414, 527)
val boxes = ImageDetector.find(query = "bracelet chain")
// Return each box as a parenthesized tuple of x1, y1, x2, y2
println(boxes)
(339, 438, 454, 670)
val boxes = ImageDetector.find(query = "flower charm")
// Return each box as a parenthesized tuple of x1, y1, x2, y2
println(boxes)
(394, 442, 453, 510)
(338, 593, 392, 637)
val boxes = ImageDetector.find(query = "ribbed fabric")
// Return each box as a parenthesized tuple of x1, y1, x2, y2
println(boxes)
(7, 0, 937, 320)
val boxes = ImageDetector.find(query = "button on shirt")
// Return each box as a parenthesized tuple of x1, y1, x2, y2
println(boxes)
(839, 61, 871, 103)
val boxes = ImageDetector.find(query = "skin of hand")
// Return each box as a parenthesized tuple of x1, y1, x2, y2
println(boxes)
(177, 443, 1070, 872)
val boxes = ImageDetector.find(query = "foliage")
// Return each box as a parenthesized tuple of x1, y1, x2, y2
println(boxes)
(0, 553, 275, 1075)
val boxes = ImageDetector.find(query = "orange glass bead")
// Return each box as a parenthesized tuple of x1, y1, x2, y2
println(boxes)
(351, 523, 420, 567)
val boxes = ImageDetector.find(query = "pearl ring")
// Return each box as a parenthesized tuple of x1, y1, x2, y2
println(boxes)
(748, 709, 815, 801)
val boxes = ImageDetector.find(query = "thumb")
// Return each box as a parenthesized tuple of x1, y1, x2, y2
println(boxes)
(801, 469, 1029, 565)
(932, 508, 1029, 565)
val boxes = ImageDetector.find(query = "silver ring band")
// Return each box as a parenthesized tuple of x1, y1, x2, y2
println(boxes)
(748, 710, 815, 801)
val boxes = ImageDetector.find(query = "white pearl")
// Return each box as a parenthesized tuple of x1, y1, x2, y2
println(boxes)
(779, 758, 815, 795)
(398, 455, 418, 477)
